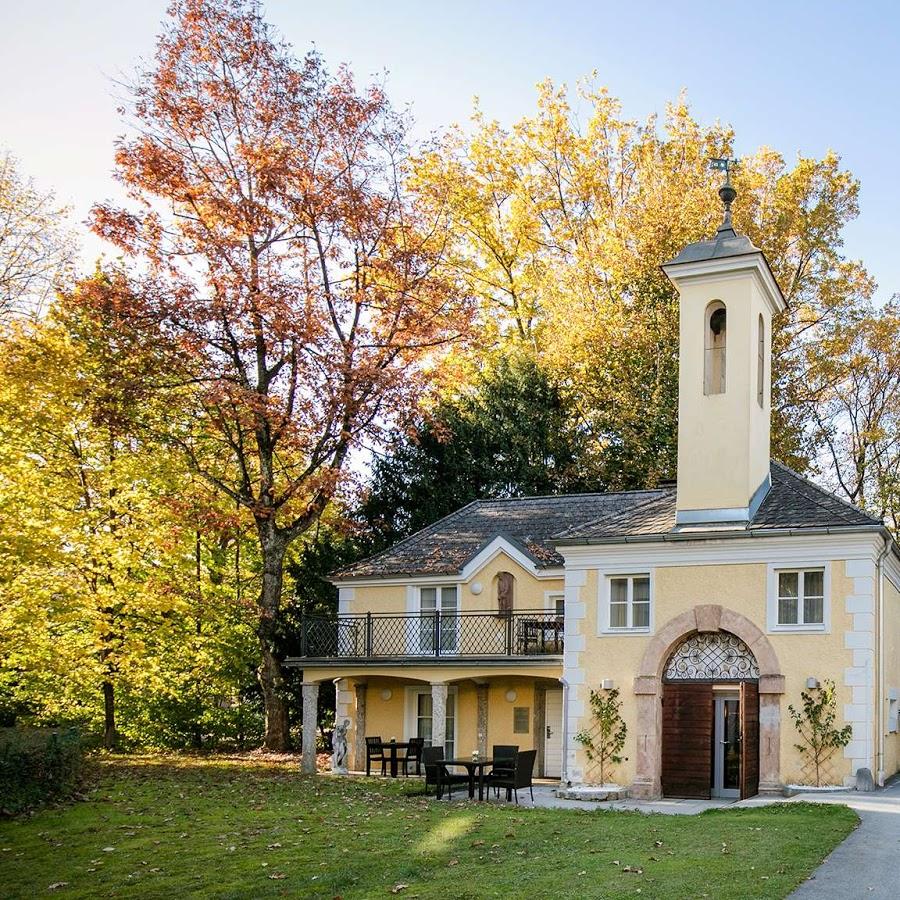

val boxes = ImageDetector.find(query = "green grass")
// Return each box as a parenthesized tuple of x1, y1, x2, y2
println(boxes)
(0, 756, 856, 899)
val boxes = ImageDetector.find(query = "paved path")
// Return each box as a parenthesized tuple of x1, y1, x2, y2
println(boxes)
(528, 785, 734, 815)
(434, 776, 900, 893)
(466, 783, 735, 815)
(786, 779, 900, 899)
(485, 779, 900, 894)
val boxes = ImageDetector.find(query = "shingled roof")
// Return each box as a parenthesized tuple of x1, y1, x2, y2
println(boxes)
(335, 462, 884, 580)
(554, 462, 881, 543)
(335, 490, 668, 579)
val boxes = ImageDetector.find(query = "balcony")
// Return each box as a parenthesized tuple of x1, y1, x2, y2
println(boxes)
(296, 610, 564, 663)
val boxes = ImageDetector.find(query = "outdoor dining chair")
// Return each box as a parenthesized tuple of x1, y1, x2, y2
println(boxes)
(422, 746, 468, 799)
(401, 737, 425, 776)
(488, 744, 518, 797)
(490, 748, 536, 804)
(365, 735, 387, 776)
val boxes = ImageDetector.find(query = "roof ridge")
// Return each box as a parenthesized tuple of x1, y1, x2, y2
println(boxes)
(473, 487, 669, 504)
(768, 461, 882, 526)
(554, 490, 674, 540)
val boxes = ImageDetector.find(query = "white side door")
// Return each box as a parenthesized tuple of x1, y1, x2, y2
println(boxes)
(543, 689, 564, 778)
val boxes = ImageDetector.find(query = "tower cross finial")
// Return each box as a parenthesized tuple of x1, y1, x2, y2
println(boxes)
(710, 157, 738, 233)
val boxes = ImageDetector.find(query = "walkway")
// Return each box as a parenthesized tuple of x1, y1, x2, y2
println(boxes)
(473, 783, 737, 815)
(781, 778, 900, 899)
(426, 775, 900, 892)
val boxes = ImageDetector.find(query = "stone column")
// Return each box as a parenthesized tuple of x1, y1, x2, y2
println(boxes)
(431, 682, 448, 753)
(476, 683, 489, 756)
(354, 682, 368, 772)
(758, 674, 785, 794)
(630, 675, 662, 799)
(301, 681, 319, 774)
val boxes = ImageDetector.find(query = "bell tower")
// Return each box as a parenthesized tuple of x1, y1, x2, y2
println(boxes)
(662, 162, 786, 527)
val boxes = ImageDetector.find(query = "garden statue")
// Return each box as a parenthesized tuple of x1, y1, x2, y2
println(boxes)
(331, 718, 350, 774)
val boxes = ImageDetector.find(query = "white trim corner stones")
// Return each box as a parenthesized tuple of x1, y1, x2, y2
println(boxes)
(562, 567, 586, 784)
(842, 558, 876, 785)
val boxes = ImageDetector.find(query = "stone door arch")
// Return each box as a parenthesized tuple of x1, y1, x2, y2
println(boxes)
(631, 604, 784, 799)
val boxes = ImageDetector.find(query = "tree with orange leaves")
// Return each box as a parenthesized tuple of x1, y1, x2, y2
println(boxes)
(90, 0, 468, 749)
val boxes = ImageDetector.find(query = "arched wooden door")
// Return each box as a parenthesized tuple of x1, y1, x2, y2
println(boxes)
(660, 631, 761, 800)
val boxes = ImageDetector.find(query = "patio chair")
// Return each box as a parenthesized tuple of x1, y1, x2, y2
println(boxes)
(365, 735, 387, 776)
(488, 745, 518, 797)
(422, 746, 468, 799)
(401, 737, 425, 776)
(490, 748, 536, 805)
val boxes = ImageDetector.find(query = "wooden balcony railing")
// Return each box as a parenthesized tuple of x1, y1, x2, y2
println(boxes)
(298, 610, 564, 660)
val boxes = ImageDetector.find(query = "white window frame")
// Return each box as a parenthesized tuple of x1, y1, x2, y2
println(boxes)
(418, 584, 459, 614)
(598, 570, 654, 635)
(416, 584, 460, 655)
(403, 686, 459, 757)
(544, 590, 565, 617)
(766, 562, 830, 633)
(888, 690, 898, 735)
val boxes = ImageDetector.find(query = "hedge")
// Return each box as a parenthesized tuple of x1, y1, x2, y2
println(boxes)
(0, 727, 83, 815)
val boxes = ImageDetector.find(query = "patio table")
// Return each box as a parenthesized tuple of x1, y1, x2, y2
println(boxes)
(375, 741, 415, 778)
(444, 757, 494, 800)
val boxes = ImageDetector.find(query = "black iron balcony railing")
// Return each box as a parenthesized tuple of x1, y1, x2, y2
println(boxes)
(298, 610, 564, 659)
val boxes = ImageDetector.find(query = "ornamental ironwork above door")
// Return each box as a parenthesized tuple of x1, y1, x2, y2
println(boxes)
(664, 631, 760, 681)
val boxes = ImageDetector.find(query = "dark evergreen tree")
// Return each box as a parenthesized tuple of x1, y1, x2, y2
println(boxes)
(357, 352, 602, 549)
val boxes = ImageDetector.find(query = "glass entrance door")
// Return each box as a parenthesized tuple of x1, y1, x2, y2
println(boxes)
(712, 693, 741, 798)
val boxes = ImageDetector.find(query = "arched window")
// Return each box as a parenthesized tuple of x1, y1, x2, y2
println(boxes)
(704, 301, 726, 395)
(664, 632, 760, 681)
(757, 314, 765, 408)
(496, 571, 515, 615)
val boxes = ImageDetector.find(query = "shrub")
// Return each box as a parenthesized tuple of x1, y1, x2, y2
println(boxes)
(0, 727, 84, 815)
(574, 687, 627, 785)
(788, 679, 853, 787)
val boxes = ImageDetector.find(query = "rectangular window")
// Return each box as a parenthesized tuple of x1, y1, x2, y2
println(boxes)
(607, 575, 651, 631)
(776, 569, 825, 626)
(419, 585, 459, 653)
(549, 593, 565, 617)
(414, 690, 456, 758)
(513, 707, 530, 734)
(757, 314, 765, 408)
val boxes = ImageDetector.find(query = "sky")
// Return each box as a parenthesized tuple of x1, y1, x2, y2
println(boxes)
(2, 0, 899, 303)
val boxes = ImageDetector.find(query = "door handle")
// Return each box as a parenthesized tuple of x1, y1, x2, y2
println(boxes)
(546, 726, 552, 739)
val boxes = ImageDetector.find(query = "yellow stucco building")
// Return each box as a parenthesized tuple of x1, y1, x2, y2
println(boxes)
(289, 180, 900, 799)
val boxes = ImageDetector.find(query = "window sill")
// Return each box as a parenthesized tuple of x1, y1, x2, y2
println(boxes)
(600, 627, 652, 636)
(768, 623, 827, 633)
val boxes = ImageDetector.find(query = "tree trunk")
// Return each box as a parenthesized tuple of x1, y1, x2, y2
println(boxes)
(102, 679, 117, 750)
(257, 532, 290, 751)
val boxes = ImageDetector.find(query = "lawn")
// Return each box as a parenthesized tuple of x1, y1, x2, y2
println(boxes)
(0, 756, 856, 899)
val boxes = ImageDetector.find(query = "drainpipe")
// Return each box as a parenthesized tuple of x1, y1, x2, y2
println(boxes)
(560, 676, 570, 786)
(877, 535, 891, 786)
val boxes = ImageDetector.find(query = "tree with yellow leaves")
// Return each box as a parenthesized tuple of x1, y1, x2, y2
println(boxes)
(0, 271, 259, 747)
(412, 79, 874, 488)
